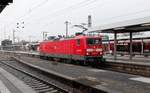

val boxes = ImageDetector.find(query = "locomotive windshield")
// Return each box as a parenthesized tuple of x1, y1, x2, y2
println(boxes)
(86, 38, 102, 45)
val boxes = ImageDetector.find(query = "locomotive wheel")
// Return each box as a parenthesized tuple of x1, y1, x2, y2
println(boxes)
(75, 60, 80, 65)
(83, 60, 88, 66)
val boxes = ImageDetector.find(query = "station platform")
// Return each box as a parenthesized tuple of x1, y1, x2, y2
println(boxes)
(0, 67, 36, 93)
(15, 56, 150, 93)
(104, 54, 150, 66)
(0, 50, 39, 56)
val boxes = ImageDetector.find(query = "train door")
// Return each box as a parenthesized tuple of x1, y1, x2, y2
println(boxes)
(143, 42, 150, 55)
(75, 39, 82, 55)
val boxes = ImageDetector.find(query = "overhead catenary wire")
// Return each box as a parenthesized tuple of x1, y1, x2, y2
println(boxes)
(19, 0, 150, 27)
(3, 0, 150, 34)
(3, 0, 101, 39)
(98, 8, 150, 23)
(7, 0, 101, 29)
(3, 0, 49, 28)
(1, 0, 49, 40)
(30, 0, 103, 29)
(22, 0, 100, 24)
(29, 2, 150, 29)
(4, 0, 96, 30)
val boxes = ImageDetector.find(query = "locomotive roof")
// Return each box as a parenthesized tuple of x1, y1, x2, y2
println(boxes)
(75, 35, 102, 39)
(41, 35, 102, 43)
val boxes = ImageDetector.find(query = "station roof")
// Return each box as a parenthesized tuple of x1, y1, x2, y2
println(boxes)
(0, 0, 13, 13)
(88, 16, 150, 33)
(0, 5, 6, 13)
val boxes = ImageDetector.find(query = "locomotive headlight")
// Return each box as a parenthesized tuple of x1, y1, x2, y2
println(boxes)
(86, 52, 90, 55)
(100, 52, 102, 55)
(86, 49, 93, 52)
(96, 48, 102, 52)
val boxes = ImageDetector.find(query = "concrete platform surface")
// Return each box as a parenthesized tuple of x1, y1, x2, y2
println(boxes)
(0, 80, 11, 93)
(17, 56, 150, 93)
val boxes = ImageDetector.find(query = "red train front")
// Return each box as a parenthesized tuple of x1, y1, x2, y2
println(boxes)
(39, 35, 105, 65)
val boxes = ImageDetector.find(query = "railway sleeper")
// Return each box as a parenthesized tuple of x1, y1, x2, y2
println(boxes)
(31, 84, 48, 88)
(27, 82, 46, 86)
(34, 86, 50, 90)
(37, 88, 57, 93)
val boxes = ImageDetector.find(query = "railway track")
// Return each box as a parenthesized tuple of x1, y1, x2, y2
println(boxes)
(2, 51, 150, 93)
(0, 60, 69, 93)
(0, 59, 105, 93)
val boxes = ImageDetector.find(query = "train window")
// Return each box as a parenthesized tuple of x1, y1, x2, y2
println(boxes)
(87, 38, 101, 45)
(77, 39, 80, 46)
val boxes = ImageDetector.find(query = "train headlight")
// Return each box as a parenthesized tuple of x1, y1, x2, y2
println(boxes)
(96, 49, 102, 52)
(86, 52, 90, 55)
(86, 49, 93, 52)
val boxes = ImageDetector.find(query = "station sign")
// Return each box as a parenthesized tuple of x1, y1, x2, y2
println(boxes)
(102, 35, 109, 41)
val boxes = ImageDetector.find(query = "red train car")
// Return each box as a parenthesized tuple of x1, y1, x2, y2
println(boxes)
(39, 35, 105, 65)
(105, 39, 150, 56)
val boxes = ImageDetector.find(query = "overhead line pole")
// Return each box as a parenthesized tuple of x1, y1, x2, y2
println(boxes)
(88, 15, 92, 28)
(65, 21, 69, 37)
(129, 31, 133, 60)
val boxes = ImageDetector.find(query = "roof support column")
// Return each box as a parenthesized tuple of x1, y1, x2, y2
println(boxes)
(108, 39, 111, 53)
(141, 38, 144, 55)
(114, 31, 117, 60)
(129, 31, 133, 60)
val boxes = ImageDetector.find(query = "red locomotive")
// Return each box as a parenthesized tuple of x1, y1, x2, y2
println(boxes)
(39, 35, 105, 65)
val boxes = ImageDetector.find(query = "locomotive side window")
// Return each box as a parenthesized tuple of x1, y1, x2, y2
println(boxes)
(87, 38, 101, 45)
(77, 39, 80, 46)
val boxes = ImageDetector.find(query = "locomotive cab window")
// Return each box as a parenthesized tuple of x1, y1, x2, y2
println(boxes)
(87, 38, 101, 45)
(76, 39, 80, 46)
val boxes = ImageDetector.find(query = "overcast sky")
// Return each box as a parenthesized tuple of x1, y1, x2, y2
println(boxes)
(0, 0, 150, 42)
